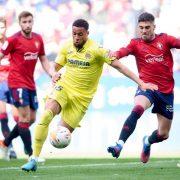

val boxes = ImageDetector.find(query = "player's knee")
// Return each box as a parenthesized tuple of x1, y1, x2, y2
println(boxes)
(19, 112, 30, 122)
(29, 119, 35, 125)
(132, 105, 145, 117)
(45, 99, 61, 115)
(39, 110, 54, 126)
(158, 130, 169, 140)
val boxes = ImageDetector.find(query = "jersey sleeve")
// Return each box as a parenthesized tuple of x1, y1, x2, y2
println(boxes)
(115, 39, 135, 59)
(1, 37, 14, 55)
(95, 46, 115, 65)
(55, 44, 67, 66)
(166, 34, 180, 49)
(38, 36, 45, 56)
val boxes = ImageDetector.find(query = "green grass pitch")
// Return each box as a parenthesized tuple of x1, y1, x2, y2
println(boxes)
(0, 158, 180, 180)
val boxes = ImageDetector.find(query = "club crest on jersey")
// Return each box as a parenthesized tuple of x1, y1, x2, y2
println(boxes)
(85, 53, 91, 59)
(157, 42, 163, 50)
(67, 50, 73, 54)
(54, 85, 63, 91)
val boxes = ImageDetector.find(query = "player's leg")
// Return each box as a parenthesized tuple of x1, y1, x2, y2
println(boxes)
(0, 101, 10, 140)
(33, 98, 61, 158)
(108, 88, 153, 158)
(21, 89, 38, 155)
(11, 105, 19, 123)
(17, 106, 33, 156)
(0, 82, 17, 159)
(141, 114, 171, 163)
(4, 106, 31, 156)
(0, 100, 9, 160)
(2, 89, 32, 156)
(0, 82, 11, 140)
(21, 98, 61, 172)
(141, 92, 173, 163)
(7, 105, 18, 159)
(149, 114, 171, 144)
(32, 85, 70, 159)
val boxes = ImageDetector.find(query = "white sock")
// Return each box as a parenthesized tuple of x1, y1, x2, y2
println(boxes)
(144, 136, 150, 146)
(30, 156, 38, 162)
(117, 140, 124, 147)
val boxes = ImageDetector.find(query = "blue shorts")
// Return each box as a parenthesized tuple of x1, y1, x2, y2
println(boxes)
(135, 88, 174, 120)
(9, 88, 38, 110)
(0, 81, 11, 103)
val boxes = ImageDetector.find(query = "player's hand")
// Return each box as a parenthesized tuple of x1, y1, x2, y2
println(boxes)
(108, 50, 118, 59)
(139, 82, 158, 91)
(52, 72, 61, 84)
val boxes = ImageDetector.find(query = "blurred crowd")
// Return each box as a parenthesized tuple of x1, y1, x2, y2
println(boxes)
(0, 0, 180, 70)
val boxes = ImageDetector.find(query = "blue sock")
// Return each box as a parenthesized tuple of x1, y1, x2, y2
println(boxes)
(4, 124, 19, 147)
(18, 122, 32, 156)
(148, 130, 167, 144)
(119, 105, 144, 142)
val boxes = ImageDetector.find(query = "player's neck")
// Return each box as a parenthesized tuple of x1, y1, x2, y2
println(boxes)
(75, 40, 87, 52)
(21, 31, 32, 39)
(75, 44, 84, 52)
(148, 34, 156, 42)
(143, 34, 156, 42)
(150, 34, 155, 41)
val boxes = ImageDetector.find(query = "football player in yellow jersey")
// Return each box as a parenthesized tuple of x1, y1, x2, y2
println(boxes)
(21, 19, 158, 172)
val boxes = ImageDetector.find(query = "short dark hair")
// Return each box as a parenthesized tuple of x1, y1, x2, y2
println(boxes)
(0, 16, 6, 26)
(72, 19, 89, 30)
(18, 11, 33, 22)
(138, 12, 155, 23)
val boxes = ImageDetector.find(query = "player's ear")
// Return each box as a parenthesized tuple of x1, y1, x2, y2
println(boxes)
(31, 18, 34, 25)
(87, 31, 89, 35)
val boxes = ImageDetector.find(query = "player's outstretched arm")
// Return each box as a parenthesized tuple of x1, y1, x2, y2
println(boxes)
(110, 59, 158, 91)
(39, 55, 54, 77)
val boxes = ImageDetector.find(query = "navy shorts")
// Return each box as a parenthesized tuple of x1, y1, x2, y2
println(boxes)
(135, 88, 174, 120)
(0, 81, 11, 103)
(9, 88, 38, 110)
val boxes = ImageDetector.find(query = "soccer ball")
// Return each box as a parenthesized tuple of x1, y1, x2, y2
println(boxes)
(49, 126, 71, 148)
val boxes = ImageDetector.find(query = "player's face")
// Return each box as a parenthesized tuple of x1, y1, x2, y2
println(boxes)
(19, 16, 33, 36)
(0, 22, 6, 40)
(72, 26, 89, 49)
(138, 21, 155, 41)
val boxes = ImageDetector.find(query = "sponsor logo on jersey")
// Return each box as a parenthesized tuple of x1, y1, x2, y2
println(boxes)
(145, 54, 164, 63)
(68, 59, 90, 67)
(24, 52, 38, 60)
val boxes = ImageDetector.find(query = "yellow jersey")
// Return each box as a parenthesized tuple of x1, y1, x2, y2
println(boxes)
(55, 39, 113, 98)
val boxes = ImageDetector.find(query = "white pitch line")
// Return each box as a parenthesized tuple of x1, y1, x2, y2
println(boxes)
(0, 160, 177, 171)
